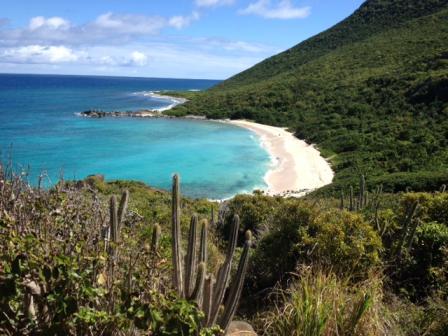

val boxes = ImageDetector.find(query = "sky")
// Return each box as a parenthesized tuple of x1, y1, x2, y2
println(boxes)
(0, 0, 365, 79)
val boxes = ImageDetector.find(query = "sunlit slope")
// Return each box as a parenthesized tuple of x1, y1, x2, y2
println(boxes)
(170, 0, 448, 190)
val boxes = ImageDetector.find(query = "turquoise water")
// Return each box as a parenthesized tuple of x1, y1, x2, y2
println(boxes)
(0, 74, 270, 199)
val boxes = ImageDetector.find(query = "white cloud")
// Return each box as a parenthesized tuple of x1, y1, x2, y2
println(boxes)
(0, 10, 281, 77)
(239, 0, 311, 19)
(93, 12, 166, 34)
(0, 12, 201, 49)
(169, 12, 200, 29)
(29, 16, 70, 30)
(195, 0, 234, 7)
(1, 45, 82, 63)
(128, 51, 148, 66)
(195, 37, 275, 53)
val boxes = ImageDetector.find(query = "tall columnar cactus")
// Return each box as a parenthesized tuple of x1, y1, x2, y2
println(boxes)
(199, 220, 208, 265)
(170, 175, 251, 332)
(109, 190, 129, 250)
(349, 186, 354, 211)
(395, 201, 419, 258)
(172, 174, 184, 297)
(358, 175, 366, 210)
(219, 230, 252, 332)
(185, 215, 198, 297)
(340, 190, 345, 210)
(151, 223, 161, 253)
(117, 190, 129, 231)
(202, 276, 215, 326)
(110, 195, 118, 244)
(441, 184, 447, 193)
(208, 214, 239, 326)
(406, 218, 420, 252)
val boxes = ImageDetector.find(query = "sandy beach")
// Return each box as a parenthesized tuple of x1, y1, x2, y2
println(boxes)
(228, 120, 334, 197)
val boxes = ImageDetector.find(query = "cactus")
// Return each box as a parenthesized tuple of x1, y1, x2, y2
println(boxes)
(108, 191, 130, 257)
(169, 176, 252, 332)
(199, 220, 208, 264)
(358, 175, 366, 210)
(110, 195, 118, 243)
(406, 218, 420, 253)
(208, 214, 240, 326)
(202, 276, 215, 326)
(151, 223, 161, 253)
(219, 230, 253, 332)
(185, 215, 198, 297)
(190, 262, 206, 302)
(210, 206, 215, 227)
(171, 174, 184, 297)
(441, 184, 446, 193)
(349, 186, 354, 211)
(395, 201, 419, 258)
(117, 190, 129, 231)
(340, 190, 345, 210)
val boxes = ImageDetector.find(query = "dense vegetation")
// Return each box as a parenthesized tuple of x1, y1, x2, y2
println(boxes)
(168, 0, 448, 191)
(2, 1, 448, 334)
(1, 163, 447, 335)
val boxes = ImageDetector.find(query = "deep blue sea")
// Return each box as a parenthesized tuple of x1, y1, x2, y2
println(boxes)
(0, 74, 270, 199)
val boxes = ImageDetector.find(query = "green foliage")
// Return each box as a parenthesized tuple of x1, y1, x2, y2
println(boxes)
(258, 268, 394, 336)
(302, 210, 382, 273)
(168, 0, 448, 190)
(0, 173, 221, 335)
(221, 193, 282, 242)
(400, 192, 448, 224)
(247, 200, 382, 293)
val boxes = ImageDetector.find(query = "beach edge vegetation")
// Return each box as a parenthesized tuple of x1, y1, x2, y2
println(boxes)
(166, 0, 448, 193)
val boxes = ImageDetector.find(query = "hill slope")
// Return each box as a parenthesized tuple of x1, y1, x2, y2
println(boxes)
(169, 0, 448, 190)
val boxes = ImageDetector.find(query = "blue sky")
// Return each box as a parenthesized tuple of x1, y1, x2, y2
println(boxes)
(0, 0, 365, 79)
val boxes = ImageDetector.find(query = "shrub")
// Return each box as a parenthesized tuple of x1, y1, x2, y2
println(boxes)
(246, 201, 317, 292)
(258, 268, 396, 336)
(301, 210, 383, 275)
(247, 202, 382, 293)
(221, 193, 282, 243)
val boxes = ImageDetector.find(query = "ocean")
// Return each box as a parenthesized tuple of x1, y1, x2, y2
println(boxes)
(0, 73, 270, 199)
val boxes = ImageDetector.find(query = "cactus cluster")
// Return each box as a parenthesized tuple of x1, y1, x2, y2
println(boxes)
(171, 174, 252, 333)
(395, 201, 419, 258)
(340, 175, 384, 213)
(108, 190, 129, 257)
(106, 175, 252, 333)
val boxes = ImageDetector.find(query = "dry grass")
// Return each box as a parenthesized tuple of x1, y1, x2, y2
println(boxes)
(257, 267, 399, 336)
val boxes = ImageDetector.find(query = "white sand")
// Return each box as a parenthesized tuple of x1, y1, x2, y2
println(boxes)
(228, 120, 334, 197)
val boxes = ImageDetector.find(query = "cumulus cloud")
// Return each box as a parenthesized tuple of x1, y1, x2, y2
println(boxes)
(195, 0, 234, 7)
(93, 12, 166, 34)
(128, 51, 148, 66)
(0, 10, 279, 76)
(0, 45, 82, 64)
(29, 16, 71, 30)
(0, 12, 199, 48)
(195, 37, 276, 53)
(0, 44, 152, 68)
(169, 12, 200, 29)
(239, 0, 311, 19)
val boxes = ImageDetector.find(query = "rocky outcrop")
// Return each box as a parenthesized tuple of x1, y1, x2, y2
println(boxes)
(79, 109, 164, 118)
(226, 321, 257, 336)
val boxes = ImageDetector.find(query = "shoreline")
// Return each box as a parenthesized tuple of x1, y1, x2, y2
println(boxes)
(225, 120, 334, 197)
(140, 91, 188, 112)
(77, 93, 334, 198)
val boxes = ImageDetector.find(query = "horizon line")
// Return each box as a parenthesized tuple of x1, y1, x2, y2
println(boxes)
(0, 71, 224, 82)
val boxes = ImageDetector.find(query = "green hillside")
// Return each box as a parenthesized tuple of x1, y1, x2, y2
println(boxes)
(169, 0, 448, 191)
